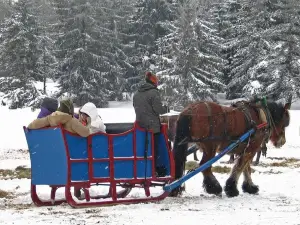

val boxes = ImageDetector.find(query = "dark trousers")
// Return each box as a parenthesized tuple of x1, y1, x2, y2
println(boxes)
(153, 132, 167, 176)
(153, 133, 160, 166)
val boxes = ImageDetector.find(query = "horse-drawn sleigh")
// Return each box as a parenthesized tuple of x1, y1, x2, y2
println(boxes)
(24, 97, 291, 207)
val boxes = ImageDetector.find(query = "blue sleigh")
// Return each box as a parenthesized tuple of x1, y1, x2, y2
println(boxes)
(24, 122, 175, 208)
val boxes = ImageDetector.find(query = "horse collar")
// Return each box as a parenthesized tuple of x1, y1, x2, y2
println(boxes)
(259, 105, 277, 142)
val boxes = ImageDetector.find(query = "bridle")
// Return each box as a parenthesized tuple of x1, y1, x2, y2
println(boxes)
(261, 102, 290, 143)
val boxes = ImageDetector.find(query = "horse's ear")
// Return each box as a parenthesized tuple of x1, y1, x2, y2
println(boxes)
(284, 102, 291, 110)
(284, 95, 292, 110)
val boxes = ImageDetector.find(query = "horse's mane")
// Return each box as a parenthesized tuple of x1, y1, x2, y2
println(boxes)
(265, 100, 290, 127)
(232, 98, 290, 127)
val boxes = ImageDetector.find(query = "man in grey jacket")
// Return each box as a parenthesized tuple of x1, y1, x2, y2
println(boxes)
(133, 71, 169, 176)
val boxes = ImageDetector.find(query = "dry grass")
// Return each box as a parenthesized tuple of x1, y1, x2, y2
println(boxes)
(258, 158, 300, 168)
(185, 161, 240, 174)
(0, 189, 13, 198)
(15, 166, 31, 179)
(269, 158, 300, 167)
(185, 161, 198, 171)
(261, 170, 283, 175)
(211, 166, 231, 174)
(0, 166, 31, 180)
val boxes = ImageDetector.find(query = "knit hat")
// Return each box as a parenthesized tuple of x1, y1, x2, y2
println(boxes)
(57, 99, 74, 115)
(145, 72, 158, 86)
(41, 97, 58, 113)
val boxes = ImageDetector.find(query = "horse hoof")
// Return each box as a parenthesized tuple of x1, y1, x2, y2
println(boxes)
(225, 178, 239, 197)
(252, 161, 259, 166)
(227, 159, 234, 164)
(169, 191, 179, 197)
(169, 187, 184, 197)
(242, 182, 259, 194)
(203, 176, 222, 196)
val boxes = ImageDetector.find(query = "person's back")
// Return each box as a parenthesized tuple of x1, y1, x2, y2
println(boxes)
(79, 102, 106, 133)
(133, 72, 167, 133)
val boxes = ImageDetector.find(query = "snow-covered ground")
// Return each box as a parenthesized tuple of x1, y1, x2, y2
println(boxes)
(0, 104, 300, 225)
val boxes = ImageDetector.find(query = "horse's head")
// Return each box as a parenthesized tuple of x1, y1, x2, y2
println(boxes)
(267, 100, 291, 148)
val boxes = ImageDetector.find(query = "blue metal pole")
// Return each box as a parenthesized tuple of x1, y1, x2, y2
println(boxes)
(163, 128, 256, 192)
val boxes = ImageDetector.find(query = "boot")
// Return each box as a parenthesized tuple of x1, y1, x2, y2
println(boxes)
(156, 166, 167, 177)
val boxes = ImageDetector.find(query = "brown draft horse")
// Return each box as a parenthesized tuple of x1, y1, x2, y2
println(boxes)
(170, 98, 291, 197)
(161, 114, 265, 164)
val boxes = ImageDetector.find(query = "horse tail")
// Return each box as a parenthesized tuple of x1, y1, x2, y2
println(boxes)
(173, 113, 191, 179)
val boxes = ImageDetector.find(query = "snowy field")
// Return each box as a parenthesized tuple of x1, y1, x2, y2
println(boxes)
(1, 104, 300, 225)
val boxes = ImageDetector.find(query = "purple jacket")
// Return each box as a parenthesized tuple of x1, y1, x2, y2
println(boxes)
(74, 113, 79, 119)
(37, 107, 53, 118)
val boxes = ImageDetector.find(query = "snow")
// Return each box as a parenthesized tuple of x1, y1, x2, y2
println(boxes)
(250, 80, 261, 89)
(1, 103, 300, 224)
(33, 79, 60, 97)
(161, 110, 180, 117)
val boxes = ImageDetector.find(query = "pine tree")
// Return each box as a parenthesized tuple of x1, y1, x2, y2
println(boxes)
(224, 0, 300, 101)
(212, 0, 242, 88)
(0, 0, 12, 22)
(93, 0, 133, 100)
(255, 0, 300, 100)
(126, 0, 178, 91)
(0, 0, 12, 77)
(161, 0, 225, 108)
(54, 0, 114, 107)
(223, 0, 269, 99)
(32, 0, 58, 95)
(0, 0, 41, 108)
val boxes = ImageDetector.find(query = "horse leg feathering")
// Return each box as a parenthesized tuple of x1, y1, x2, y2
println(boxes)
(225, 151, 256, 197)
(242, 162, 259, 194)
(200, 144, 222, 196)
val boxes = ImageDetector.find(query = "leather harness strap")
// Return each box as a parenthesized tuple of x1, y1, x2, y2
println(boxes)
(221, 106, 228, 137)
(256, 105, 272, 143)
(232, 101, 256, 130)
(204, 102, 213, 137)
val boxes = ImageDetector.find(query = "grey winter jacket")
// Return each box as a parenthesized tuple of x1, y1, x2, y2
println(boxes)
(133, 82, 166, 133)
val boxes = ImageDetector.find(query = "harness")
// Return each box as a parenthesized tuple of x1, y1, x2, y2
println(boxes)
(232, 100, 271, 156)
(231, 101, 256, 130)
